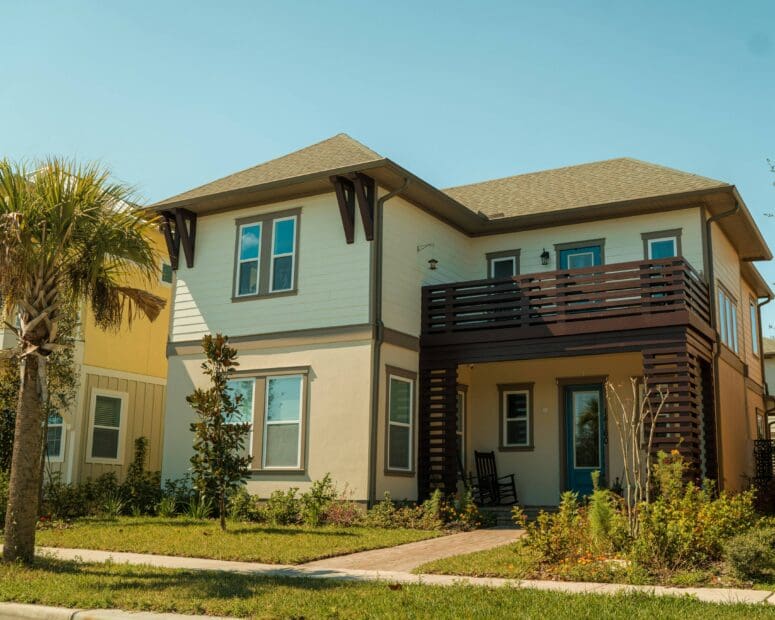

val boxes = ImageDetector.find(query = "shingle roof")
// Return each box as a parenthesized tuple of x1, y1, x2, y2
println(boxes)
(154, 133, 383, 207)
(442, 158, 730, 219)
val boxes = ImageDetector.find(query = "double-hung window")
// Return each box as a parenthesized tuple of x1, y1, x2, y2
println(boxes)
(88, 390, 126, 462)
(718, 286, 739, 353)
(750, 299, 760, 357)
(263, 375, 304, 469)
(46, 413, 65, 461)
(499, 384, 533, 450)
(226, 378, 256, 456)
(236, 223, 261, 297)
(386, 369, 415, 473)
(233, 209, 300, 299)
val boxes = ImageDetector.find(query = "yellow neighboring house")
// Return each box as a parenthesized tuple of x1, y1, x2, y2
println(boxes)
(1, 231, 172, 484)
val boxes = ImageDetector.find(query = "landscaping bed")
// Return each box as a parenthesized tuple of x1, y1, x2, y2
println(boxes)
(0, 558, 771, 619)
(23, 516, 441, 564)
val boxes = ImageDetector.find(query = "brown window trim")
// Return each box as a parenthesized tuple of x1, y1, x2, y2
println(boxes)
(232, 207, 301, 302)
(486, 249, 520, 279)
(232, 366, 310, 474)
(553, 239, 606, 267)
(749, 296, 761, 359)
(716, 281, 740, 358)
(498, 382, 534, 452)
(384, 365, 417, 477)
(641, 228, 683, 259)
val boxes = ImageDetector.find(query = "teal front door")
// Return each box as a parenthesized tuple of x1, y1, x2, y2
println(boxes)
(564, 384, 605, 496)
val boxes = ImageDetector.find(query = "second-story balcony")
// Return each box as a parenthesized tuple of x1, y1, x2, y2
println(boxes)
(421, 257, 711, 345)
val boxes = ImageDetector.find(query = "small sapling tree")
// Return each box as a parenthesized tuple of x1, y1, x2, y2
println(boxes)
(187, 333, 251, 530)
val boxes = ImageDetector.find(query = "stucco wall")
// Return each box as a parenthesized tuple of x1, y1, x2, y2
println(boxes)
(717, 357, 752, 490)
(170, 193, 371, 342)
(462, 353, 643, 506)
(162, 339, 373, 500)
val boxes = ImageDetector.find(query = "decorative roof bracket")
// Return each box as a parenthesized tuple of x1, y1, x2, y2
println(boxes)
(160, 208, 197, 270)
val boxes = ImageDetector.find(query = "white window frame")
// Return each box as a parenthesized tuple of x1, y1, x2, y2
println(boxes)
(226, 378, 256, 455)
(490, 256, 516, 279)
(85, 388, 128, 465)
(718, 287, 739, 354)
(160, 259, 173, 286)
(750, 299, 760, 357)
(235, 222, 262, 298)
(502, 389, 530, 448)
(647, 236, 677, 260)
(269, 216, 297, 293)
(387, 374, 414, 472)
(262, 374, 304, 470)
(46, 414, 65, 463)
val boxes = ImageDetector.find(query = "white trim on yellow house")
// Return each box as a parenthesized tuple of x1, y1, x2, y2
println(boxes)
(85, 387, 129, 466)
(81, 365, 167, 386)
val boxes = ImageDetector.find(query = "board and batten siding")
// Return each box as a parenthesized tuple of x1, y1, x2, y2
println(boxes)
(74, 372, 166, 481)
(170, 193, 371, 342)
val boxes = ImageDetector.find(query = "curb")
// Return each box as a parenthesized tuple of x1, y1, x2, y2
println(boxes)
(0, 603, 237, 620)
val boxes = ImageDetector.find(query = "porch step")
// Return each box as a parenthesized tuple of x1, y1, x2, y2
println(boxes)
(480, 505, 557, 527)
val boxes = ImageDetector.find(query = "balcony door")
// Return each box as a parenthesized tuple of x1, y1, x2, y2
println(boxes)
(564, 384, 605, 496)
(558, 245, 602, 270)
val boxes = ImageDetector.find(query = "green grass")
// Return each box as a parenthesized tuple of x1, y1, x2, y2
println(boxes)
(21, 517, 440, 564)
(0, 559, 771, 619)
(417, 543, 537, 579)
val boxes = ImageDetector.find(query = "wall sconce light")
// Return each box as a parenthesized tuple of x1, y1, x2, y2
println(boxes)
(428, 258, 438, 270)
(540, 248, 550, 266)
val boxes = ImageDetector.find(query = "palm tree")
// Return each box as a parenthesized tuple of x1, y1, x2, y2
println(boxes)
(0, 158, 165, 564)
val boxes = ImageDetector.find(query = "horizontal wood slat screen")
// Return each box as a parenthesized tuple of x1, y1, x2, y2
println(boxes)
(422, 258, 710, 336)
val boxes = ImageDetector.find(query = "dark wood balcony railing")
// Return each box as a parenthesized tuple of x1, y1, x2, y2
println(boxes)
(422, 257, 711, 337)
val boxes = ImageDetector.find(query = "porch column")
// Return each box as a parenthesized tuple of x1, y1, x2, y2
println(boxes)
(418, 362, 458, 499)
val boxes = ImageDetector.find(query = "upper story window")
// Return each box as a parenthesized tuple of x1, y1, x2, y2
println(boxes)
(555, 240, 604, 270)
(750, 299, 760, 357)
(486, 250, 520, 279)
(718, 285, 738, 353)
(233, 208, 300, 301)
(642, 229, 682, 260)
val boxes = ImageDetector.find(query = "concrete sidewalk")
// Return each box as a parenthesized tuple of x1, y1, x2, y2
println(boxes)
(28, 544, 775, 606)
(0, 601, 237, 619)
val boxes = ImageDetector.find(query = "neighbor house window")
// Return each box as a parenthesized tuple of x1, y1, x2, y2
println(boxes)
(263, 375, 304, 469)
(750, 299, 760, 356)
(499, 383, 533, 450)
(456, 388, 466, 469)
(46, 413, 64, 461)
(233, 208, 300, 299)
(160, 260, 173, 285)
(386, 368, 416, 473)
(270, 216, 297, 292)
(718, 286, 738, 353)
(236, 223, 261, 297)
(486, 250, 520, 279)
(88, 390, 126, 462)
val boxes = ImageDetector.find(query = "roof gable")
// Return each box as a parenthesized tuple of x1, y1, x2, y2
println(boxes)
(443, 158, 730, 219)
(155, 133, 382, 208)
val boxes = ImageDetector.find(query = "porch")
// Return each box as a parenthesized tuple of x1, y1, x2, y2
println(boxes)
(418, 257, 716, 500)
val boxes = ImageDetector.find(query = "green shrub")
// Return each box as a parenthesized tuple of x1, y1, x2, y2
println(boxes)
(300, 474, 337, 527)
(520, 492, 589, 564)
(265, 488, 300, 525)
(156, 495, 177, 518)
(100, 494, 125, 519)
(186, 494, 213, 519)
(364, 492, 397, 528)
(324, 499, 364, 527)
(162, 477, 193, 514)
(587, 472, 629, 554)
(724, 526, 775, 581)
(121, 437, 161, 515)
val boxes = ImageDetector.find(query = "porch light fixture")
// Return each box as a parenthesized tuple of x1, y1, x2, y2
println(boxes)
(540, 248, 550, 266)
(428, 258, 438, 270)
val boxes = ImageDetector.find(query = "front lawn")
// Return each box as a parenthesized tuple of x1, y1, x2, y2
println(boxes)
(21, 517, 440, 564)
(0, 559, 771, 619)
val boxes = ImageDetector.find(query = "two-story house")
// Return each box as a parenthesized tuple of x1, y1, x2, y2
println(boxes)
(1, 232, 172, 483)
(155, 134, 771, 506)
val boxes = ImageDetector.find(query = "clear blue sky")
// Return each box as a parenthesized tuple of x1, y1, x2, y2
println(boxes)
(3, 1, 774, 328)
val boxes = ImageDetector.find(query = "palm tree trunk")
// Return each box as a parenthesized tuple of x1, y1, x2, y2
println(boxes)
(3, 354, 45, 564)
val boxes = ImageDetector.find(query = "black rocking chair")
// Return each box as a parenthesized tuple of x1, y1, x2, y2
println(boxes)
(474, 450, 518, 506)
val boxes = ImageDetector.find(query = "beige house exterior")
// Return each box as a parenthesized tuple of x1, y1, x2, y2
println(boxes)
(155, 134, 771, 505)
